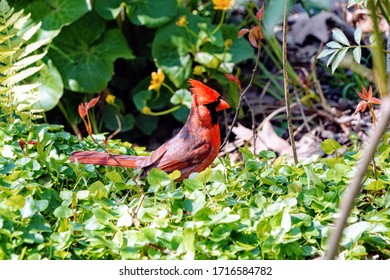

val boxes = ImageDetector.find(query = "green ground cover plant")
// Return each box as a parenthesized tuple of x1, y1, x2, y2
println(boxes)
(0, 0, 389, 261)
(0, 122, 389, 259)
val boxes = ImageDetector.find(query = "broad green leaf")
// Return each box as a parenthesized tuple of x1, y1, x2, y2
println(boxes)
(54, 205, 73, 218)
(187, 190, 205, 215)
(76, 190, 89, 200)
(49, 12, 134, 93)
(92, 208, 116, 223)
(341, 221, 371, 247)
(353, 46, 362, 64)
(354, 26, 362, 45)
(5, 194, 25, 209)
(321, 139, 343, 154)
(105, 171, 123, 183)
(170, 89, 192, 108)
(84, 216, 105, 230)
(152, 8, 217, 87)
(59, 190, 73, 200)
(364, 180, 385, 191)
(135, 114, 159, 135)
(127, 0, 177, 28)
(147, 168, 171, 192)
(195, 167, 213, 183)
(332, 28, 350, 46)
(331, 48, 348, 73)
(88, 181, 108, 198)
(222, 24, 254, 63)
(94, 0, 123, 20)
(32, 59, 64, 111)
(25, 0, 91, 31)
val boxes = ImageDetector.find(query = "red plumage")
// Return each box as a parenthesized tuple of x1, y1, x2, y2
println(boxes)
(69, 79, 230, 181)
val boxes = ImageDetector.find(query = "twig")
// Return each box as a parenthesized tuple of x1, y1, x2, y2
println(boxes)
(323, 96, 390, 260)
(282, 0, 298, 164)
(243, 96, 257, 154)
(220, 44, 262, 150)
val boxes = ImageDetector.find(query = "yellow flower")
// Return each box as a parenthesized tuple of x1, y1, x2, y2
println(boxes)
(212, 0, 235, 10)
(105, 93, 116, 105)
(193, 65, 205, 76)
(148, 69, 165, 91)
(176, 15, 187, 27)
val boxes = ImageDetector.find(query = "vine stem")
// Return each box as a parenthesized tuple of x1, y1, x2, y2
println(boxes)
(220, 44, 262, 150)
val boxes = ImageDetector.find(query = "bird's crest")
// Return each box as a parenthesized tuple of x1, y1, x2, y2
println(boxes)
(188, 79, 221, 105)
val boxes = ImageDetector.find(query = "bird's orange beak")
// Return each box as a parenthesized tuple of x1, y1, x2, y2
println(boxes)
(216, 98, 230, 112)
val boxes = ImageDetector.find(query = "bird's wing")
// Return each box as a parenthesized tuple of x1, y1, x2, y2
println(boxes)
(150, 140, 214, 173)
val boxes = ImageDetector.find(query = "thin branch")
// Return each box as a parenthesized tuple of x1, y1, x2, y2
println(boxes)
(220, 45, 261, 150)
(282, 0, 298, 164)
(243, 96, 257, 154)
(323, 96, 390, 260)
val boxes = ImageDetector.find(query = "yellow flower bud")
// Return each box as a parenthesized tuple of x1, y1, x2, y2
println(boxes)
(224, 39, 233, 49)
(176, 15, 187, 27)
(193, 65, 205, 76)
(105, 93, 116, 105)
(142, 106, 152, 115)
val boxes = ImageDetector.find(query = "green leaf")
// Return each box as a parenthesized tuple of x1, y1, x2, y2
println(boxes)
(325, 41, 343, 49)
(25, 0, 91, 31)
(76, 190, 89, 200)
(135, 114, 159, 135)
(127, 0, 177, 28)
(147, 168, 171, 192)
(341, 221, 371, 247)
(354, 26, 362, 45)
(88, 181, 108, 198)
(332, 28, 350, 46)
(364, 180, 385, 191)
(152, 8, 212, 87)
(222, 24, 254, 63)
(321, 139, 343, 154)
(94, 0, 123, 20)
(92, 208, 115, 223)
(5, 194, 25, 209)
(317, 48, 337, 59)
(105, 171, 123, 183)
(331, 48, 348, 73)
(54, 205, 73, 218)
(32, 59, 64, 111)
(49, 12, 134, 93)
(171, 89, 192, 108)
(353, 46, 361, 64)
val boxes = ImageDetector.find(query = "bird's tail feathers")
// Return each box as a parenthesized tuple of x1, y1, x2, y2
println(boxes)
(69, 151, 145, 168)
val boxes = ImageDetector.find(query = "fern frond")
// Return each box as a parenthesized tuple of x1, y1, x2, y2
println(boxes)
(1, 65, 44, 86)
(15, 38, 51, 60)
(0, 51, 47, 75)
(19, 21, 40, 41)
(0, 32, 14, 45)
(0, 48, 16, 61)
(0, 0, 49, 123)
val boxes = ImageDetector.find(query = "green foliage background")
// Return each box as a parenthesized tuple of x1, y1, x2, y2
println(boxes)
(0, 122, 389, 259)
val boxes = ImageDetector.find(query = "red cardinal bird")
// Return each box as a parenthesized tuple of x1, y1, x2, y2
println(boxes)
(69, 79, 230, 181)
